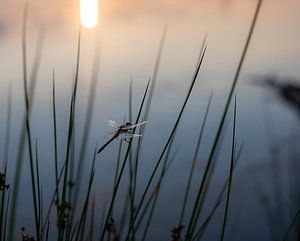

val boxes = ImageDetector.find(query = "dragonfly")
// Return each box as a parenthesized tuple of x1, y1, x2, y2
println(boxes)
(97, 119, 148, 154)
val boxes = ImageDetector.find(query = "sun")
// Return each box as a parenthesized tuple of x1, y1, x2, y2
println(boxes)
(80, 0, 99, 28)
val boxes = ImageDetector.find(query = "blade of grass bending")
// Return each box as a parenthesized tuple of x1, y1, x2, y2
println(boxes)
(192, 142, 244, 241)
(124, 42, 207, 241)
(220, 96, 237, 241)
(8, 4, 45, 240)
(282, 207, 300, 241)
(184, 1, 263, 239)
(99, 79, 150, 241)
(179, 91, 213, 225)
(140, 146, 180, 241)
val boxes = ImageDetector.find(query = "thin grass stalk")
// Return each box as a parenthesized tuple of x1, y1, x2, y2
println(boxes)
(192, 143, 244, 241)
(220, 97, 237, 241)
(99, 79, 150, 241)
(179, 92, 213, 225)
(70, 221, 79, 241)
(52, 72, 60, 216)
(69, 121, 76, 200)
(124, 43, 207, 241)
(127, 79, 137, 241)
(45, 220, 50, 241)
(35, 141, 42, 240)
(3, 190, 10, 241)
(184, 2, 263, 239)
(8, 4, 44, 240)
(128, 80, 134, 202)
(88, 196, 96, 241)
(40, 189, 44, 240)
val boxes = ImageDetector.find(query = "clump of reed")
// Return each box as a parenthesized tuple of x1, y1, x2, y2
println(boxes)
(2, 1, 297, 241)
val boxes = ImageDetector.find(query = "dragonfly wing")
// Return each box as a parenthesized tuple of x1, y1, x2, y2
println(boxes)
(122, 133, 142, 139)
(123, 121, 148, 130)
(108, 119, 120, 128)
(130, 134, 143, 138)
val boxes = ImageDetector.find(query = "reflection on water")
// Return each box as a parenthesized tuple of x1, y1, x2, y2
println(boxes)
(0, 0, 300, 240)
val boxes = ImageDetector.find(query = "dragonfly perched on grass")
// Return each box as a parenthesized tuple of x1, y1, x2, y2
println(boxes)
(97, 119, 148, 154)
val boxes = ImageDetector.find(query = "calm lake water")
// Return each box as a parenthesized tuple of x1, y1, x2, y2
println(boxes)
(0, 0, 300, 240)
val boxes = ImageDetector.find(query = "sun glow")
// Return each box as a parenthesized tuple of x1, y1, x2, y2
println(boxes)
(80, 0, 98, 28)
